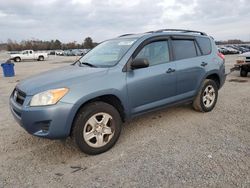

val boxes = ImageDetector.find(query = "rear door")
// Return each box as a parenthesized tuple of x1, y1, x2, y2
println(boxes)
(171, 37, 207, 99)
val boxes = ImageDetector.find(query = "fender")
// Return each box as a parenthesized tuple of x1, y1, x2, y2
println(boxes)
(195, 70, 221, 96)
(64, 89, 128, 136)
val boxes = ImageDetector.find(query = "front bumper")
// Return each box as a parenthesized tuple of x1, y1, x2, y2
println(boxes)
(9, 93, 74, 139)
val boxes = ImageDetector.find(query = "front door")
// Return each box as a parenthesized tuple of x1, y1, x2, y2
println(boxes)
(126, 40, 177, 115)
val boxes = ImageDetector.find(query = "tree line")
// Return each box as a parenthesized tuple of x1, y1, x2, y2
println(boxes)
(0, 37, 99, 51)
(1, 38, 249, 51)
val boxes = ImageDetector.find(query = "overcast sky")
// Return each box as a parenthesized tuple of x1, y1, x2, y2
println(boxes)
(0, 0, 249, 43)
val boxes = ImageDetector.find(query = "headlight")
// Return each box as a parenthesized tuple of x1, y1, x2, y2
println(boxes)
(30, 88, 69, 106)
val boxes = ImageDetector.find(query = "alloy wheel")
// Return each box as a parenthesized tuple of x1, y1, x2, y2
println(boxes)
(83, 112, 115, 148)
(202, 85, 216, 108)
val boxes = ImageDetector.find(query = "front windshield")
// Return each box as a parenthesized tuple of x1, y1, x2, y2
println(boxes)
(78, 38, 136, 67)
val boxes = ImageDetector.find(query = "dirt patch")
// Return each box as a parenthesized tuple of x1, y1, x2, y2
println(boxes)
(228, 79, 248, 83)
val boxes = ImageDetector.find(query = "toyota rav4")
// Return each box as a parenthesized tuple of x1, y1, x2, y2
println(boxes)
(10, 29, 226, 155)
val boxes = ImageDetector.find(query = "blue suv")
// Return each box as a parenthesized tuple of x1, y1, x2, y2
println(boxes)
(10, 29, 226, 155)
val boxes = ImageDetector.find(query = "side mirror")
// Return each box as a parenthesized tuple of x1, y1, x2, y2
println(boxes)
(131, 58, 149, 69)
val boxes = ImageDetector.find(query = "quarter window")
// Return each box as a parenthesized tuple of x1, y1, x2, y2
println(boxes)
(196, 37, 212, 55)
(172, 40, 197, 61)
(135, 41, 170, 66)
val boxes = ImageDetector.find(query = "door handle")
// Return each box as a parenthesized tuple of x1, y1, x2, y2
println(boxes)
(166, 68, 175, 73)
(201, 62, 208, 67)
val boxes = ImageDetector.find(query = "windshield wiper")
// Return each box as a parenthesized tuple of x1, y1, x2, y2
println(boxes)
(80, 62, 97, 68)
(72, 60, 97, 68)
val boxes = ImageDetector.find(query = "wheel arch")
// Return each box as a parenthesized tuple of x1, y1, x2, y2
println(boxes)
(38, 55, 44, 60)
(14, 56, 21, 61)
(206, 73, 220, 88)
(67, 94, 126, 137)
(195, 71, 222, 97)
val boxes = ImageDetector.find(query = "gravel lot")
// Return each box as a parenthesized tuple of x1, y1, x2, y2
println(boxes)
(0, 53, 249, 188)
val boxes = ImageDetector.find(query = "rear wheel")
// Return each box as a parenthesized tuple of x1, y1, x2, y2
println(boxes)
(38, 56, 44, 61)
(14, 57, 21, 62)
(72, 102, 122, 155)
(193, 79, 218, 112)
(240, 68, 248, 77)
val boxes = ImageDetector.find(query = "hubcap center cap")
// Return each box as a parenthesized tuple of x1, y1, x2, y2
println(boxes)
(96, 124, 103, 132)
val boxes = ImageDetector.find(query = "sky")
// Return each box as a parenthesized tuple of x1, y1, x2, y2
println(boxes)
(0, 0, 249, 43)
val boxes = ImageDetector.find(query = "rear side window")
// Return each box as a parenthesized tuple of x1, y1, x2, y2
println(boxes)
(196, 37, 212, 55)
(172, 40, 197, 61)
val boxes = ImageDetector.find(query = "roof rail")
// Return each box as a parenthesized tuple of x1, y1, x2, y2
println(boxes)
(152, 29, 207, 36)
(118, 29, 207, 38)
(118, 34, 134, 37)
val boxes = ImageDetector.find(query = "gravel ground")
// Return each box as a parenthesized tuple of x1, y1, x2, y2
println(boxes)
(0, 54, 249, 188)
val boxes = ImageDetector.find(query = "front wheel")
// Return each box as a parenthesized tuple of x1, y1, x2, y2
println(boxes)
(72, 102, 122, 155)
(193, 79, 218, 112)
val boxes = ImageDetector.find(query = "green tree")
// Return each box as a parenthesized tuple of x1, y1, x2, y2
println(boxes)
(54, 39, 62, 49)
(83, 37, 94, 49)
(7, 39, 13, 51)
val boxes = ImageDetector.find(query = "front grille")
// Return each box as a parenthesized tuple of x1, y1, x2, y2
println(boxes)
(246, 57, 250, 60)
(14, 88, 26, 105)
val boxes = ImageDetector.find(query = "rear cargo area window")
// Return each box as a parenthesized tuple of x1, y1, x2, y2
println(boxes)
(172, 40, 197, 60)
(196, 37, 212, 55)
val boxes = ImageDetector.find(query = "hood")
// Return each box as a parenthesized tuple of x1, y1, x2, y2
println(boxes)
(16, 65, 108, 95)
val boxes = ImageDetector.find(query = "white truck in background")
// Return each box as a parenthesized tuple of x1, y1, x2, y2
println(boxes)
(10, 50, 48, 62)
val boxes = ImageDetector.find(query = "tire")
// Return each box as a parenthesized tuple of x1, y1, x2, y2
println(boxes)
(14, 57, 21, 62)
(193, 79, 218, 112)
(240, 69, 248, 77)
(72, 102, 122, 155)
(38, 56, 44, 61)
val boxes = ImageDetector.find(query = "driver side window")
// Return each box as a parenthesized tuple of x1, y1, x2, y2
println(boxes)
(135, 41, 170, 66)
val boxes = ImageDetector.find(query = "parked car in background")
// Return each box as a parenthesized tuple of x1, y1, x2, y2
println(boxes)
(227, 45, 249, 54)
(10, 29, 226, 155)
(55, 50, 64, 56)
(240, 45, 250, 51)
(63, 49, 89, 56)
(233, 52, 250, 77)
(218, 47, 229, 54)
(71, 49, 84, 56)
(10, 50, 48, 62)
(63, 49, 75, 56)
(238, 46, 250, 53)
(82, 49, 91, 55)
(225, 46, 239, 54)
(218, 46, 239, 55)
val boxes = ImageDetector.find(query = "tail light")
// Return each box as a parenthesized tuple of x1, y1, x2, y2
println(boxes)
(217, 52, 225, 60)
